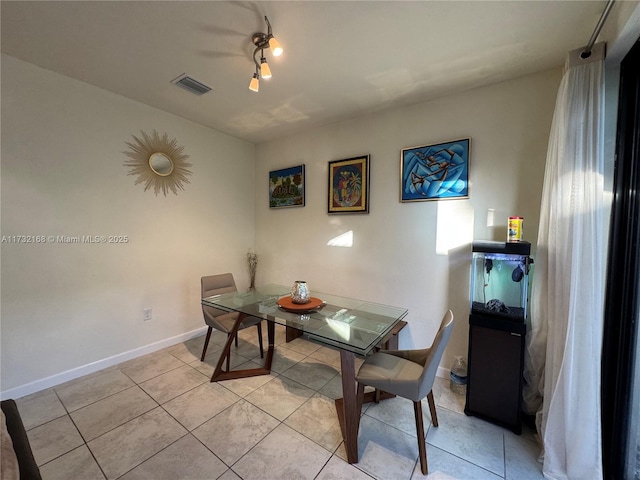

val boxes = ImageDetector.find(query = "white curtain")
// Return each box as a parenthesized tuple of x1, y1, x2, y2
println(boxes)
(524, 43, 605, 480)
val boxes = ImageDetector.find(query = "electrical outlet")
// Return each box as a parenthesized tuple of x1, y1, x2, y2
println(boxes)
(143, 308, 152, 321)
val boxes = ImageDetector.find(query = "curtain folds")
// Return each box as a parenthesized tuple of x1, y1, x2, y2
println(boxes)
(523, 44, 605, 480)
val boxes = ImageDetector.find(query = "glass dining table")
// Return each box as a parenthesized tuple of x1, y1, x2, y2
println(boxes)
(201, 283, 408, 464)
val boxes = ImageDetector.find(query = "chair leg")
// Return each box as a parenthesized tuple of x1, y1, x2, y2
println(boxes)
(414, 400, 428, 475)
(257, 322, 264, 358)
(235, 332, 239, 347)
(200, 326, 213, 361)
(427, 390, 438, 427)
(226, 333, 232, 372)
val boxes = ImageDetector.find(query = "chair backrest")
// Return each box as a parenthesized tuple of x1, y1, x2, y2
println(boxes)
(418, 309, 454, 400)
(201, 273, 238, 329)
(202, 273, 237, 298)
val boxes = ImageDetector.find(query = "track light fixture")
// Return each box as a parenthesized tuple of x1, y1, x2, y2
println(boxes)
(249, 69, 260, 93)
(260, 55, 272, 79)
(248, 16, 283, 92)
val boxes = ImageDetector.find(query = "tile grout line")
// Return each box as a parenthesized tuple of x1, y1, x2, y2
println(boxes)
(19, 329, 542, 480)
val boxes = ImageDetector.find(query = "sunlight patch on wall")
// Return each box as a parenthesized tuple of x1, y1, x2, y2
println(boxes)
(436, 201, 474, 255)
(327, 230, 353, 247)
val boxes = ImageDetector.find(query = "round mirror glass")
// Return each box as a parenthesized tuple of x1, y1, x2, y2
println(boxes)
(148, 152, 174, 176)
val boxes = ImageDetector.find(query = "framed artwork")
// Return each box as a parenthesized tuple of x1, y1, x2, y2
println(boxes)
(400, 138, 470, 202)
(269, 164, 305, 208)
(328, 155, 370, 214)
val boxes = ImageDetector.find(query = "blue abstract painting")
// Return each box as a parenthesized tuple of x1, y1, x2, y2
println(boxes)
(401, 138, 470, 202)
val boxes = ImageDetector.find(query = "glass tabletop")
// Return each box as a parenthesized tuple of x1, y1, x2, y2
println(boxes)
(201, 284, 408, 356)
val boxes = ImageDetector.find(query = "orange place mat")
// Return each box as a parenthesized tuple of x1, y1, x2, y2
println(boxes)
(277, 296, 324, 312)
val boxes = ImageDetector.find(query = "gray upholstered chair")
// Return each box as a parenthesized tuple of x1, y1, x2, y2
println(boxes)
(200, 274, 263, 366)
(355, 310, 454, 475)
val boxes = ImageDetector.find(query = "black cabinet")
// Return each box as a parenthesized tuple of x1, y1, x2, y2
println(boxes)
(465, 313, 525, 434)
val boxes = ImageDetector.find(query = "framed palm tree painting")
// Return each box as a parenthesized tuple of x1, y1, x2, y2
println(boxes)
(328, 155, 370, 214)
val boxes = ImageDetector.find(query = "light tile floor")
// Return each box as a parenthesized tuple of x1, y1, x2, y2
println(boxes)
(16, 325, 545, 480)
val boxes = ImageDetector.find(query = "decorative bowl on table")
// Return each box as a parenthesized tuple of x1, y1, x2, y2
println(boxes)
(277, 295, 325, 313)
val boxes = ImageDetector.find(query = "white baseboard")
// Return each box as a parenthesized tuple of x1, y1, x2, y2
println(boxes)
(2, 329, 452, 401)
(1, 326, 208, 401)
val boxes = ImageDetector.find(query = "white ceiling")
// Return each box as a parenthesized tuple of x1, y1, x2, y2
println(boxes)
(1, 1, 610, 144)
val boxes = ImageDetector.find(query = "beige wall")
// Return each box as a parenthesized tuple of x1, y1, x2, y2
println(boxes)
(255, 68, 562, 371)
(2, 0, 637, 397)
(0, 53, 561, 396)
(1, 54, 256, 395)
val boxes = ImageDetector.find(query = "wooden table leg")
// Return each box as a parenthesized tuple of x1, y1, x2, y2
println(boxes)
(335, 350, 359, 464)
(285, 325, 302, 342)
(334, 328, 405, 463)
(210, 314, 275, 382)
(265, 319, 275, 369)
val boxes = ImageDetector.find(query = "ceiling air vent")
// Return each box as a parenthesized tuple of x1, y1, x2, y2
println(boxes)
(170, 74, 212, 96)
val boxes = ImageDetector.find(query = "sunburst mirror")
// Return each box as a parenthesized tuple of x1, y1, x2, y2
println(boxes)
(123, 130, 192, 196)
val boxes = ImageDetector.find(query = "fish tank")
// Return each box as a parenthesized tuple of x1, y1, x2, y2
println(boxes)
(470, 241, 532, 321)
